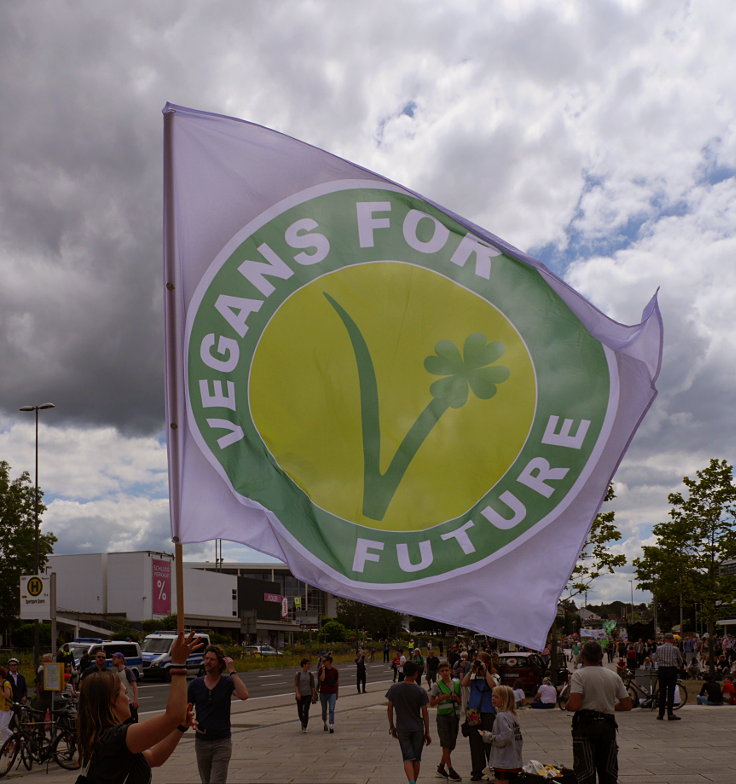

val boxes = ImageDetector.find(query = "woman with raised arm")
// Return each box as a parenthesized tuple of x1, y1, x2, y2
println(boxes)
(77, 631, 201, 784)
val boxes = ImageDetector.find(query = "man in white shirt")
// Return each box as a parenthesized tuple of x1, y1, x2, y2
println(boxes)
(566, 641, 632, 784)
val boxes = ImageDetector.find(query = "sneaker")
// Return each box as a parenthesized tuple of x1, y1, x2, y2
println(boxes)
(301, 726, 307, 733)
(436, 764, 448, 778)
(448, 769, 461, 781)
(329, 725, 335, 733)
(668, 714, 682, 721)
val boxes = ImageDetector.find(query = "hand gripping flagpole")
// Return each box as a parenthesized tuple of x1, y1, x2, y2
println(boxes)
(163, 106, 186, 635)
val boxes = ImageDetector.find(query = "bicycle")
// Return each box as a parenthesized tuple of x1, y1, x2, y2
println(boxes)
(624, 670, 687, 711)
(557, 670, 687, 711)
(0, 702, 80, 778)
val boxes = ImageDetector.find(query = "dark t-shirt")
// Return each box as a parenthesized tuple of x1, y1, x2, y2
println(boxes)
(188, 676, 236, 740)
(88, 723, 151, 784)
(426, 655, 440, 672)
(699, 680, 723, 704)
(385, 681, 429, 732)
(319, 666, 339, 694)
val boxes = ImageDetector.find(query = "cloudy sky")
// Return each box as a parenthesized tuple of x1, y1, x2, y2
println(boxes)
(1, 0, 734, 608)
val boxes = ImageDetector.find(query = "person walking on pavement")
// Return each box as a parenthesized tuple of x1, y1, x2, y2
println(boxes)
(318, 655, 339, 733)
(384, 640, 391, 664)
(355, 650, 367, 693)
(188, 644, 249, 784)
(428, 661, 462, 781)
(386, 660, 431, 784)
(294, 658, 317, 732)
(653, 632, 684, 721)
(566, 640, 632, 784)
(111, 652, 140, 723)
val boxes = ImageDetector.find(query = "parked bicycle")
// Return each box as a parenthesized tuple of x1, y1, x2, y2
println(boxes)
(557, 669, 688, 710)
(623, 670, 688, 710)
(0, 701, 80, 778)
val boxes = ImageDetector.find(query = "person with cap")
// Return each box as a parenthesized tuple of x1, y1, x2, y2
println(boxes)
(112, 652, 140, 723)
(5, 658, 27, 704)
(653, 633, 684, 721)
(566, 640, 632, 784)
(188, 644, 249, 784)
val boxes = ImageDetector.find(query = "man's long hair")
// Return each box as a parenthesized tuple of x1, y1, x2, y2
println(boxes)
(77, 670, 120, 764)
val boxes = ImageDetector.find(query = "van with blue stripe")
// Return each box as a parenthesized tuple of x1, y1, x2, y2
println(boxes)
(141, 630, 210, 680)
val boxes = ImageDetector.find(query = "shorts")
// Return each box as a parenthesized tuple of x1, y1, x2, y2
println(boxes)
(436, 714, 459, 750)
(493, 769, 521, 781)
(397, 729, 425, 762)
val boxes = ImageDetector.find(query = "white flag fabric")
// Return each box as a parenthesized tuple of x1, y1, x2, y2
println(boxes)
(163, 103, 662, 650)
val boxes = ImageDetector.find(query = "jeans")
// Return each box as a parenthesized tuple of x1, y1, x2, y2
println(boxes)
(195, 736, 232, 784)
(657, 667, 678, 717)
(320, 692, 337, 724)
(297, 695, 312, 727)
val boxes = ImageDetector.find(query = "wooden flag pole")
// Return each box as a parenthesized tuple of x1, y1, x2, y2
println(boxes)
(175, 541, 185, 634)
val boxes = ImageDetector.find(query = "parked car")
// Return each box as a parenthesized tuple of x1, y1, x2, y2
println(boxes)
(244, 644, 283, 657)
(496, 651, 547, 696)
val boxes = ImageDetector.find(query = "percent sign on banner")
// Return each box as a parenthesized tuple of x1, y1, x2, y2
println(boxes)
(152, 558, 172, 615)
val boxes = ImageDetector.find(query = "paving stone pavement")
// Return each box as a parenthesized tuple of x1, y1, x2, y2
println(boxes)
(4, 677, 734, 783)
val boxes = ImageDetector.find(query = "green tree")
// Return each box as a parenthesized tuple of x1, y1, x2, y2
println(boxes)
(634, 459, 736, 646)
(0, 460, 57, 635)
(564, 484, 626, 599)
(335, 599, 403, 639)
(319, 620, 349, 643)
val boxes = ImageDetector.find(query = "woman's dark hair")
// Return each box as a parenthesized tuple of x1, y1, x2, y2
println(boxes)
(77, 670, 120, 764)
(300, 658, 310, 667)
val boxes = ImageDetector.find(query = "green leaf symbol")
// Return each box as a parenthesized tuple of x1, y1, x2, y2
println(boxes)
(325, 293, 510, 521)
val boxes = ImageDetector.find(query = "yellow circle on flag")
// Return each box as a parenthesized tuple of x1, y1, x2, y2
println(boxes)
(250, 262, 536, 531)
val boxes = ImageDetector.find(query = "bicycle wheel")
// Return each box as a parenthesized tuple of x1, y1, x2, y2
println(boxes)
(19, 734, 33, 771)
(674, 681, 688, 710)
(626, 684, 640, 707)
(0, 735, 20, 778)
(557, 682, 570, 710)
(52, 730, 81, 770)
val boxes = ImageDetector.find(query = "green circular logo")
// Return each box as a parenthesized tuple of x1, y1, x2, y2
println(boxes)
(187, 182, 615, 585)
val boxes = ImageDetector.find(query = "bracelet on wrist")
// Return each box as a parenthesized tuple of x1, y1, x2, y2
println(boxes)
(227, 671, 237, 676)
(169, 668, 187, 676)
(177, 725, 188, 733)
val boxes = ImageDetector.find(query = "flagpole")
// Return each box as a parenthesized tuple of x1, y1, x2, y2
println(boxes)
(163, 105, 185, 635)
(175, 542, 185, 633)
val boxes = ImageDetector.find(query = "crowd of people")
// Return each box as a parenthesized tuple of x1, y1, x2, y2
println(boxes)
(5, 629, 736, 784)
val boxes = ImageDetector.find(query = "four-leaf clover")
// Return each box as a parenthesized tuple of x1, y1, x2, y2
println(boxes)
(424, 333, 510, 408)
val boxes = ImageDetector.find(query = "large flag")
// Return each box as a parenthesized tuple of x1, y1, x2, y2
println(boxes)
(163, 103, 662, 649)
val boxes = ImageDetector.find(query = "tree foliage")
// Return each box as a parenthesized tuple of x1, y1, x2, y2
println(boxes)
(0, 460, 57, 626)
(564, 484, 626, 599)
(634, 458, 736, 637)
(335, 598, 402, 639)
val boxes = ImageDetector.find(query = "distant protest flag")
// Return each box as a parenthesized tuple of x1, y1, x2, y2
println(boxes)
(163, 103, 662, 649)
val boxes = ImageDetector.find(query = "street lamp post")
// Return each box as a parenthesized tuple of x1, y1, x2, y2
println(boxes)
(20, 402, 55, 667)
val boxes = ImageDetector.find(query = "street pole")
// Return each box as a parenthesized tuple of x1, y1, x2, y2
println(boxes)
(20, 402, 55, 669)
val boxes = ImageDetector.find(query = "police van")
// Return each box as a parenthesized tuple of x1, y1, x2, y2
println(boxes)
(64, 639, 144, 679)
(141, 630, 210, 680)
